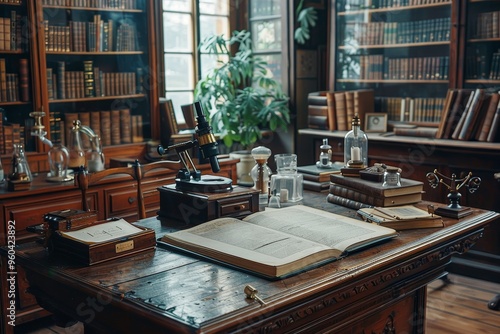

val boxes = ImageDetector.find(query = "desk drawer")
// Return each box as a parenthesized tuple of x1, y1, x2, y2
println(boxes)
(217, 195, 255, 217)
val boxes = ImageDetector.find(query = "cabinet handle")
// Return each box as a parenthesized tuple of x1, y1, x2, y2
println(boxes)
(234, 204, 246, 211)
(128, 197, 136, 204)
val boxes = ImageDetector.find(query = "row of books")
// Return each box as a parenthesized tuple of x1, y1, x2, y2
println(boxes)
(0, 1, 21, 4)
(41, 0, 139, 9)
(0, 58, 29, 102)
(466, 50, 500, 81)
(46, 61, 138, 100)
(342, 18, 450, 47)
(307, 89, 374, 132)
(342, 0, 450, 11)
(63, 109, 143, 147)
(43, 17, 137, 53)
(436, 88, 500, 142)
(327, 173, 424, 210)
(475, 11, 500, 39)
(347, 55, 449, 81)
(380, 96, 445, 123)
(0, 11, 26, 51)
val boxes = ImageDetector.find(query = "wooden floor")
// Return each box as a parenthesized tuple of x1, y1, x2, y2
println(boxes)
(13, 274, 500, 334)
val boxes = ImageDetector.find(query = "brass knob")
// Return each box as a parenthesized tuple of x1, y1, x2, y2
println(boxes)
(244, 285, 266, 306)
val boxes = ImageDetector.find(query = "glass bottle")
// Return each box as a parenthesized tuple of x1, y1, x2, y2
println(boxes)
(317, 138, 333, 168)
(48, 144, 70, 181)
(9, 143, 32, 182)
(68, 120, 86, 171)
(344, 114, 368, 168)
(250, 146, 272, 205)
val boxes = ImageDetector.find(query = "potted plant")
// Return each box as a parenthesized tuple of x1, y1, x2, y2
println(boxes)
(194, 30, 291, 184)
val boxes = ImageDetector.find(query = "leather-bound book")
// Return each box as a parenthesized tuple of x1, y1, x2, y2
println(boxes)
(477, 93, 500, 141)
(19, 58, 29, 102)
(334, 91, 348, 131)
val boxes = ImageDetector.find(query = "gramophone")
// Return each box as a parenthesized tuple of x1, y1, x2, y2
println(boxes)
(156, 101, 259, 225)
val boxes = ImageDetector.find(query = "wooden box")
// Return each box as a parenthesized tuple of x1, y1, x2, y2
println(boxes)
(50, 222, 156, 265)
(157, 185, 260, 225)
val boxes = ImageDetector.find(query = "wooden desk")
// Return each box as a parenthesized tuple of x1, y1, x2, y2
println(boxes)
(2, 194, 498, 333)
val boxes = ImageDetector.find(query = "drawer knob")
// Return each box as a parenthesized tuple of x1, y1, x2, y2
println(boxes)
(235, 204, 245, 211)
(128, 197, 136, 204)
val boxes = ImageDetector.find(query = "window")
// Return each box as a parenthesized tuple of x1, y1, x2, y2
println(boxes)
(162, 0, 230, 124)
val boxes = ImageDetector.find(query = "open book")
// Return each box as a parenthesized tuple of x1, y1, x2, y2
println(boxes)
(357, 205, 444, 230)
(160, 206, 397, 278)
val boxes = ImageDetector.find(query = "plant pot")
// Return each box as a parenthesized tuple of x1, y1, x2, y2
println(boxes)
(229, 150, 254, 186)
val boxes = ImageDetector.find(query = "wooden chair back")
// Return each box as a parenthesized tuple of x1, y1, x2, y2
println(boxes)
(75, 159, 181, 220)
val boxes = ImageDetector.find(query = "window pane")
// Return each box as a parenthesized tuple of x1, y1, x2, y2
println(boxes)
(251, 19, 281, 51)
(250, 0, 281, 16)
(165, 54, 194, 90)
(199, 15, 230, 42)
(163, 0, 192, 12)
(163, 13, 193, 51)
(166, 91, 194, 123)
(199, 0, 229, 15)
(259, 54, 282, 84)
(200, 53, 229, 78)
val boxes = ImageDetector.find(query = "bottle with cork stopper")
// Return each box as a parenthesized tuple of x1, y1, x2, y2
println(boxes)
(344, 114, 368, 169)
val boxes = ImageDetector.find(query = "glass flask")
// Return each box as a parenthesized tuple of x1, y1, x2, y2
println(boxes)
(9, 143, 32, 182)
(317, 138, 333, 168)
(68, 120, 86, 171)
(47, 144, 70, 181)
(270, 153, 303, 203)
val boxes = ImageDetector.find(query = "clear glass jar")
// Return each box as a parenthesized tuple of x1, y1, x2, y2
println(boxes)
(270, 153, 303, 203)
(383, 167, 401, 187)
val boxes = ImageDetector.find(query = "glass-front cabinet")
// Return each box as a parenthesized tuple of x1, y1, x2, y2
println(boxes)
(333, 0, 456, 127)
(461, 0, 500, 90)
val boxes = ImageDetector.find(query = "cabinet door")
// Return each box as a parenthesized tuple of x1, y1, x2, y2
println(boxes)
(460, 0, 500, 89)
(0, 1, 38, 154)
(35, 1, 156, 149)
(332, 0, 456, 128)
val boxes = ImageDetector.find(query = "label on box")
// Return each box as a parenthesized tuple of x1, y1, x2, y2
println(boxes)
(116, 240, 134, 253)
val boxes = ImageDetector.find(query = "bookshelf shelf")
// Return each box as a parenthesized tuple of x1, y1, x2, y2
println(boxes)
(46, 51, 144, 55)
(43, 5, 143, 13)
(338, 41, 450, 50)
(338, 1, 452, 16)
(337, 79, 449, 84)
(48, 94, 146, 104)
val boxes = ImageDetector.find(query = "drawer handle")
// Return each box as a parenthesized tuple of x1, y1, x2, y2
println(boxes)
(128, 197, 136, 204)
(234, 204, 246, 211)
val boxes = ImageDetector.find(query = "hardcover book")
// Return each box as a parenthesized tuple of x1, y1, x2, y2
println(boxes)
(159, 206, 397, 278)
(330, 174, 424, 198)
(357, 205, 444, 230)
(329, 183, 422, 207)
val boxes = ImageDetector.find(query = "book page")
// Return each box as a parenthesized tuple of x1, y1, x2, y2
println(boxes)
(243, 206, 397, 253)
(161, 217, 334, 275)
(59, 219, 144, 244)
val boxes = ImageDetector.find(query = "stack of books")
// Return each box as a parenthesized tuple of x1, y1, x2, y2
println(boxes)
(328, 174, 424, 210)
(298, 164, 342, 192)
